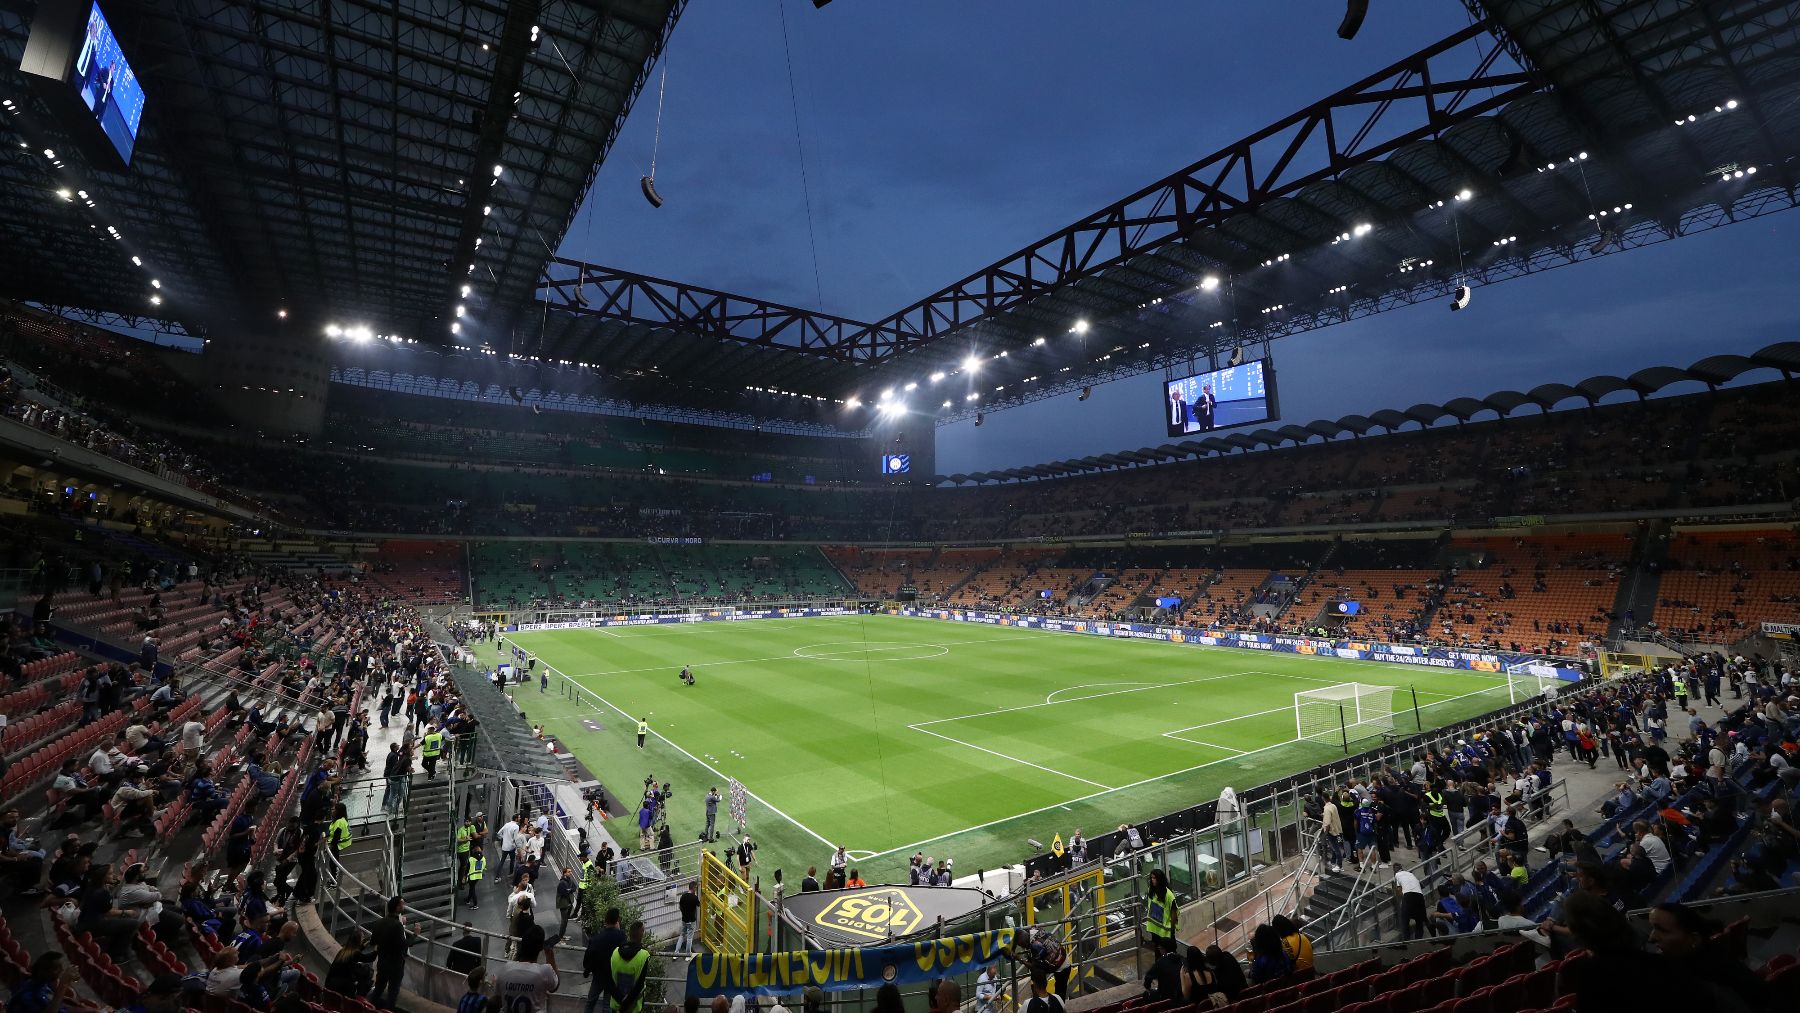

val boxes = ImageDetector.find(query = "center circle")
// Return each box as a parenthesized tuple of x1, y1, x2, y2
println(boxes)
(792, 641, 949, 662)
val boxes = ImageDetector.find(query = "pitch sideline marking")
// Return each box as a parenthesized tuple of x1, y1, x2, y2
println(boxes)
(554, 677, 838, 850)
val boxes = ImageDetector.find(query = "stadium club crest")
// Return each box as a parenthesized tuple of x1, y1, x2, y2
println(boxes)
(1296, 642, 1317, 655)
(1471, 659, 1501, 672)
(1169, 632, 1185, 643)
(811, 888, 925, 941)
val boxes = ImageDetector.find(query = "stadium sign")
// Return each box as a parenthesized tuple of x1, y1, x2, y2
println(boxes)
(1761, 622, 1800, 636)
(686, 927, 1014, 997)
(896, 609, 1583, 682)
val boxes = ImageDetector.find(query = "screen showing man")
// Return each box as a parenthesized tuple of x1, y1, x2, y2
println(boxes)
(1164, 360, 1274, 437)
(71, 3, 144, 164)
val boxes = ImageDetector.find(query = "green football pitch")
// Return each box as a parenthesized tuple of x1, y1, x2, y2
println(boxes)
(493, 614, 1520, 884)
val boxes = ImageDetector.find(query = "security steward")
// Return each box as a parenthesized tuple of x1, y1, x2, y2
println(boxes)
(421, 724, 445, 779)
(1143, 868, 1179, 950)
(636, 717, 649, 750)
(466, 843, 486, 908)
(456, 816, 475, 884)
(1423, 780, 1452, 858)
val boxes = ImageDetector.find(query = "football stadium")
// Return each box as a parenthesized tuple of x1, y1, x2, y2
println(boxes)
(4, 3, 1800, 1013)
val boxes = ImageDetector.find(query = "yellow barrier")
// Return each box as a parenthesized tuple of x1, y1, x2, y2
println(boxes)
(699, 849, 754, 955)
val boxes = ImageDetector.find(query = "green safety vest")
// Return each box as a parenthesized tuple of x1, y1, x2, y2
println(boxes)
(610, 947, 651, 1013)
(581, 859, 595, 887)
(328, 817, 352, 852)
(457, 825, 473, 854)
(468, 855, 485, 882)
(637, 721, 648, 736)
(1145, 887, 1177, 938)
(421, 732, 443, 757)
(1424, 791, 1447, 819)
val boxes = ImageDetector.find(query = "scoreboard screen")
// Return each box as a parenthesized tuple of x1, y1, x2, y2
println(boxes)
(20, 0, 147, 166)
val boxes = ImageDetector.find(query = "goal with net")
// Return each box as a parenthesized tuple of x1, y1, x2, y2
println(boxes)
(1295, 683, 1401, 751)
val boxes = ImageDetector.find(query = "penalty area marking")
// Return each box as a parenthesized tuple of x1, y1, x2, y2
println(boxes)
(1045, 682, 1156, 704)
(792, 642, 950, 662)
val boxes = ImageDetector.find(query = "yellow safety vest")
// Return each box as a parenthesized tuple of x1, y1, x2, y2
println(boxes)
(468, 855, 485, 882)
(328, 817, 352, 852)
(637, 721, 648, 736)
(457, 825, 473, 854)
(421, 732, 443, 757)
(1145, 887, 1177, 938)
(581, 858, 595, 887)
(1425, 791, 1447, 819)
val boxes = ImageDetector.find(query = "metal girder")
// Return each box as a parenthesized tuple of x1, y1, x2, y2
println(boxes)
(536, 258, 903, 364)
(934, 181, 1800, 424)
(845, 19, 1541, 359)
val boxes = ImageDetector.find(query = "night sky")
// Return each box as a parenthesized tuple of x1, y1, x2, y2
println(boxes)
(556, 1, 1800, 473)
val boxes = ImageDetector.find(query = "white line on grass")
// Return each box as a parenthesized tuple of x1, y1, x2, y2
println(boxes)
(910, 725, 1113, 790)
(1161, 702, 1295, 737)
(554, 675, 838, 850)
(912, 671, 1260, 728)
(559, 634, 1043, 680)
(863, 677, 1532, 861)
(1045, 682, 1156, 704)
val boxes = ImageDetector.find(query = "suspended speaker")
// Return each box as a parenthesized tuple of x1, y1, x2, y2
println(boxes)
(640, 175, 663, 208)
(1338, 0, 1369, 40)
(1450, 285, 1472, 311)
(1229, 346, 1245, 367)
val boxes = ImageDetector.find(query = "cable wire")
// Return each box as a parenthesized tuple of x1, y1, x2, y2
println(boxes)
(776, 0, 826, 306)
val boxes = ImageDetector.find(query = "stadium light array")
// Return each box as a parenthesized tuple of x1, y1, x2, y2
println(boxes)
(966, 392, 979, 402)
(1032, 336, 1046, 347)
(963, 354, 981, 373)
(942, 400, 952, 409)
(1071, 319, 1090, 335)
(845, 397, 862, 409)
(904, 381, 917, 391)
(277, 309, 287, 319)
(929, 371, 946, 383)
(1199, 275, 1221, 291)
(149, 295, 161, 306)
(131, 256, 142, 266)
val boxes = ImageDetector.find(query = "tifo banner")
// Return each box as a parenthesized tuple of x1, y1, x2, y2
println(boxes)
(686, 928, 1015, 997)
(896, 609, 1585, 683)
(509, 606, 855, 633)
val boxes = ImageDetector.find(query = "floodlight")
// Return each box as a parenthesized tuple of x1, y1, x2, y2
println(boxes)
(963, 355, 981, 373)
(1071, 319, 1090, 335)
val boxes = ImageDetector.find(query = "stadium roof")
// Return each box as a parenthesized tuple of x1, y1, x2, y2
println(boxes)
(0, 0, 682, 341)
(4, 2, 1799, 431)
(933, 340, 1800, 485)
(532, 1, 1800, 425)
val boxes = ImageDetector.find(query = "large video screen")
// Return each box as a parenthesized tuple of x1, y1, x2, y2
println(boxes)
(1164, 359, 1277, 438)
(71, 2, 145, 164)
(881, 453, 911, 475)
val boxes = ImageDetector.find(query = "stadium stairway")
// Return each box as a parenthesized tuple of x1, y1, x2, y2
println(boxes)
(396, 777, 460, 938)
(1607, 522, 1667, 640)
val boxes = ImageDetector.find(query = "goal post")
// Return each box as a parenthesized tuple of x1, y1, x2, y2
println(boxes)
(1295, 683, 1400, 753)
